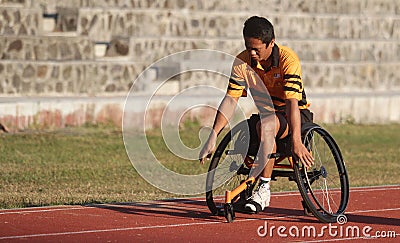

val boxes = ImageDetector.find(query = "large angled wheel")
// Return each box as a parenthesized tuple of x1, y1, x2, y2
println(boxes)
(294, 123, 349, 223)
(206, 119, 256, 216)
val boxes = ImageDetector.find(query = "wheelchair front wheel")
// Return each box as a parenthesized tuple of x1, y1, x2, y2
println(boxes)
(206, 120, 253, 216)
(294, 123, 349, 223)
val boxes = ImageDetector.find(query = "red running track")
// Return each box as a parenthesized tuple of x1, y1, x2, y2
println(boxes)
(1, 185, 399, 242)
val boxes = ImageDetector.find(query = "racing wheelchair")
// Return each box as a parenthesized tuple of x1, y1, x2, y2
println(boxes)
(205, 114, 349, 223)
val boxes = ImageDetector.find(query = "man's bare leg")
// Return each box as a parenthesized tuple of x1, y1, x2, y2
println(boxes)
(245, 115, 288, 212)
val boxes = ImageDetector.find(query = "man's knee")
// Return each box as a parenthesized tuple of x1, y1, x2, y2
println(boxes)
(257, 115, 278, 137)
(257, 114, 289, 139)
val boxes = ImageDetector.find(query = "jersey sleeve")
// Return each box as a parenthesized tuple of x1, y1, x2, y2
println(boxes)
(226, 57, 248, 98)
(282, 53, 303, 101)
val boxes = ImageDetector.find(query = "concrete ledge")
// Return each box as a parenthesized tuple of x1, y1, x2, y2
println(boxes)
(0, 96, 125, 131)
(309, 91, 400, 123)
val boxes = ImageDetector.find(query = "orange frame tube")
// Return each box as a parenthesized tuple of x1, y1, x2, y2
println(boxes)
(225, 157, 295, 204)
(225, 177, 256, 204)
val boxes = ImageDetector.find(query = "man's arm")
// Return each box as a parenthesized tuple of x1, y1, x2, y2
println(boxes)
(286, 98, 314, 168)
(199, 95, 239, 164)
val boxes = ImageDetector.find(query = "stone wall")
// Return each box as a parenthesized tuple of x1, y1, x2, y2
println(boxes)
(0, 0, 399, 129)
(0, 60, 146, 95)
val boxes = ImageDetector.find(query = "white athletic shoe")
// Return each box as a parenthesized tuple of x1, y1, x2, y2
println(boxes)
(245, 182, 271, 213)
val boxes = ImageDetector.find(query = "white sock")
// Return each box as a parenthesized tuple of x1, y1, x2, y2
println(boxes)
(259, 177, 271, 189)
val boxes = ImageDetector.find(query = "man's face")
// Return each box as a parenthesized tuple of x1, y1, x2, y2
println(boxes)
(244, 37, 275, 62)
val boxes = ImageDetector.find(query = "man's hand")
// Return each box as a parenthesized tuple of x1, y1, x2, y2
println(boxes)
(292, 140, 314, 169)
(285, 98, 314, 169)
(199, 131, 218, 165)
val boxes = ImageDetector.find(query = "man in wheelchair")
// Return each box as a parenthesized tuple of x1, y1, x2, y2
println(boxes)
(199, 16, 315, 213)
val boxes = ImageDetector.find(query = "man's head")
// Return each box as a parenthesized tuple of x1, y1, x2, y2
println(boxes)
(243, 16, 275, 62)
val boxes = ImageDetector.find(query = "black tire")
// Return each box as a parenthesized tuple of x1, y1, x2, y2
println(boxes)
(294, 123, 350, 223)
(224, 203, 235, 223)
(206, 120, 253, 215)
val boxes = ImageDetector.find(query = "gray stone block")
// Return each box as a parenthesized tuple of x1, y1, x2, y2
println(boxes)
(0, 7, 42, 35)
(0, 60, 147, 95)
(105, 36, 130, 57)
(0, 0, 30, 7)
(0, 36, 94, 60)
(55, 7, 78, 32)
(30, 0, 81, 13)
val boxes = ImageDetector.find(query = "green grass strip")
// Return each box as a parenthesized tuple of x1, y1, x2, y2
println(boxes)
(0, 123, 399, 208)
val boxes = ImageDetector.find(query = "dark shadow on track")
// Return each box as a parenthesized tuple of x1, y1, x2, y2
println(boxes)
(85, 200, 218, 221)
(86, 201, 318, 223)
(347, 213, 400, 227)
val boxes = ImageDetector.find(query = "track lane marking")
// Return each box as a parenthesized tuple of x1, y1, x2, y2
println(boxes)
(1, 207, 399, 240)
(298, 233, 400, 243)
(0, 207, 85, 215)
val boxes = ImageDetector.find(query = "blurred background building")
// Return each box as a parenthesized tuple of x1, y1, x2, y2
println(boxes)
(0, 0, 399, 130)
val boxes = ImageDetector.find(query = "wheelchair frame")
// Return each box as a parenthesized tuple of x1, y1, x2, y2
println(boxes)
(206, 114, 350, 223)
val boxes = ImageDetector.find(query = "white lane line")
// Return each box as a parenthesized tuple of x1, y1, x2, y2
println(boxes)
(348, 207, 400, 214)
(348, 185, 400, 193)
(1, 207, 399, 240)
(0, 207, 85, 215)
(0, 205, 83, 212)
(297, 233, 400, 243)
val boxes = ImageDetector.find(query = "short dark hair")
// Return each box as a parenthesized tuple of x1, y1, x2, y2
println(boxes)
(243, 16, 275, 45)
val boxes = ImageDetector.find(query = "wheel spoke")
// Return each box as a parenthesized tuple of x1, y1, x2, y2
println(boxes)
(322, 178, 333, 213)
(297, 125, 349, 221)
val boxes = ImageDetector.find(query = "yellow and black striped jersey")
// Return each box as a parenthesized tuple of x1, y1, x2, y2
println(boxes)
(227, 44, 310, 113)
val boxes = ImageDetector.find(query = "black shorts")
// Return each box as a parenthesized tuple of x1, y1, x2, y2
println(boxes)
(276, 109, 314, 139)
